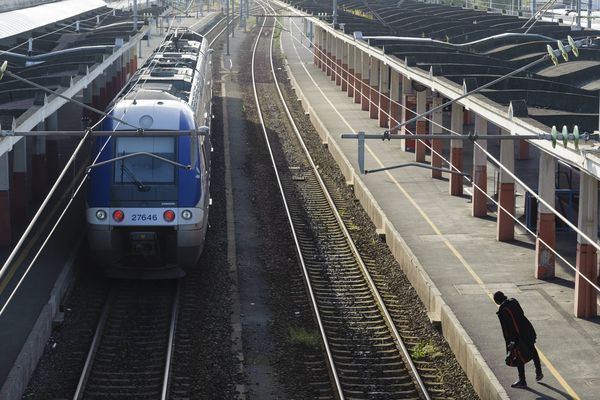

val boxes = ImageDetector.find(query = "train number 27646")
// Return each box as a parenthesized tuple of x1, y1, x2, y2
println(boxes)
(131, 214, 159, 221)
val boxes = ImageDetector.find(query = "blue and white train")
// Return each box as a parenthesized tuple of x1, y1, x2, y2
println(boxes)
(86, 28, 212, 278)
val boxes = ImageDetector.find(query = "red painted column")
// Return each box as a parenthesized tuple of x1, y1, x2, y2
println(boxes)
(335, 58, 341, 85)
(119, 60, 126, 88)
(497, 182, 515, 241)
(0, 153, 11, 246)
(359, 52, 369, 109)
(341, 63, 348, 91)
(535, 152, 556, 279)
(46, 140, 59, 184)
(415, 90, 427, 163)
(402, 96, 416, 151)
(496, 132, 515, 241)
(536, 214, 556, 276)
(347, 45, 355, 98)
(518, 139, 529, 160)
(463, 110, 472, 125)
(361, 79, 370, 111)
(31, 134, 48, 203)
(124, 60, 130, 85)
(379, 94, 389, 128)
(574, 174, 598, 317)
(314, 44, 319, 66)
(369, 86, 379, 119)
(430, 95, 443, 178)
(449, 103, 464, 196)
(11, 138, 27, 224)
(326, 52, 332, 76)
(330, 55, 336, 81)
(99, 84, 108, 111)
(575, 244, 598, 317)
(389, 100, 400, 134)
(388, 70, 401, 135)
(369, 59, 380, 120)
(347, 68, 354, 98)
(91, 79, 102, 125)
(472, 114, 487, 216)
(354, 72, 362, 104)
(450, 148, 464, 195)
(105, 67, 114, 101)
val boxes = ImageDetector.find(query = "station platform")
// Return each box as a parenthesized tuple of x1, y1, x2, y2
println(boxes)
(280, 18, 600, 400)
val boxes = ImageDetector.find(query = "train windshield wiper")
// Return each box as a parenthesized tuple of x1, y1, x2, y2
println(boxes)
(120, 162, 151, 192)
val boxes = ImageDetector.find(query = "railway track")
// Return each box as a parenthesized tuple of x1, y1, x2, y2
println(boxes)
(250, 2, 443, 399)
(73, 280, 180, 400)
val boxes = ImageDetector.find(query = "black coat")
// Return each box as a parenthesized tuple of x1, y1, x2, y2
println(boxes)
(497, 298, 537, 348)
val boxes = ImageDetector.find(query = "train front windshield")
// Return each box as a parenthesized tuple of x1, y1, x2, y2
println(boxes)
(114, 137, 176, 185)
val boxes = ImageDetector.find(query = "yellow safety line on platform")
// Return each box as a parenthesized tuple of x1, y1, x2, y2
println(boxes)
(285, 24, 580, 400)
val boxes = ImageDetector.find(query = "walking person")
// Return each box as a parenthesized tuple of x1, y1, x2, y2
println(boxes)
(494, 291, 543, 388)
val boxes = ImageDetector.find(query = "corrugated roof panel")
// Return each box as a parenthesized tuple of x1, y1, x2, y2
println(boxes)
(0, 0, 107, 40)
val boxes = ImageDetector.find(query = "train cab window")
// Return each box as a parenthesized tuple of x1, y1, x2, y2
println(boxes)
(114, 137, 176, 185)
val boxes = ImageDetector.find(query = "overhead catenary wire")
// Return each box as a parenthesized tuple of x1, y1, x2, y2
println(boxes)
(285, 16, 600, 295)
(0, 5, 221, 300)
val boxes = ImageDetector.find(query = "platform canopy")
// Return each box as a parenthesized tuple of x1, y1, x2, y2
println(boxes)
(0, 0, 108, 40)
(286, 0, 600, 134)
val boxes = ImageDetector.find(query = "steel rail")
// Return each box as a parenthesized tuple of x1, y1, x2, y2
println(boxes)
(258, 1, 432, 398)
(73, 282, 181, 400)
(72, 287, 116, 400)
(250, 2, 345, 398)
(161, 280, 182, 400)
(265, 3, 431, 399)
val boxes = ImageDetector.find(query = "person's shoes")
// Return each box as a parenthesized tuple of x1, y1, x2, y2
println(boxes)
(536, 372, 544, 382)
(511, 380, 528, 388)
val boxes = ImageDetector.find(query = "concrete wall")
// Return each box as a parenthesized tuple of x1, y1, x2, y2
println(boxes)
(0, 238, 81, 400)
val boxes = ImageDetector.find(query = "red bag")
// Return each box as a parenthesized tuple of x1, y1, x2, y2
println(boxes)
(503, 308, 533, 367)
(505, 343, 532, 367)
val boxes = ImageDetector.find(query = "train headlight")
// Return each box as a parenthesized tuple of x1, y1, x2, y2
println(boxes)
(113, 210, 125, 222)
(181, 209, 192, 220)
(95, 210, 107, 220)
(163, 210, 175, 222)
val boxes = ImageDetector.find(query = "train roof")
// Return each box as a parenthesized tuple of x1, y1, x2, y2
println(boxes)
(111, 28, 208, 108)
